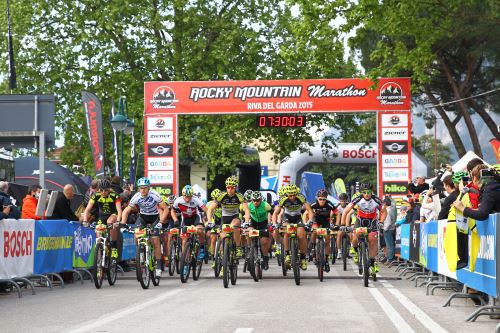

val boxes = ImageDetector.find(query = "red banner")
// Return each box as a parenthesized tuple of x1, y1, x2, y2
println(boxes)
(82, 91, 105, 177)
(144, 78, 410, 115)
(490, 139, 500, 163)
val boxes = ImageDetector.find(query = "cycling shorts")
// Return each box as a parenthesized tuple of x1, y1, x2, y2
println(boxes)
(98, 213, 117, 224)
(354, 218, 378, 233)
(283, 214, 302, 225)
(182, 215, 202, 227)
(312, 216, 330, 229)
(250, 219, 269, 237)
(135, 214, 161, 236)
(167, 219, 181, 230)
(221, 214, 240, 224)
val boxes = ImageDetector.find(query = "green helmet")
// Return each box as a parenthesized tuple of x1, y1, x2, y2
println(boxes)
(452, 171, 468, 184)
(211, 189, 221, 200)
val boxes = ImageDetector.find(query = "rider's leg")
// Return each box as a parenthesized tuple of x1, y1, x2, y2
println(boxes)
(325, 234, 331, 256)
(210, 232, 217, 256)
(368, 232, 378, 258)
(261, 236, 271, 256)
(152, 236, 162, 260)
(231, 218, 241, 246)
(297, 227, 307, 254)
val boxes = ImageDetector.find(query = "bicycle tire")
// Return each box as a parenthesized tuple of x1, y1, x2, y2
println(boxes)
(361, 241, 369, 287)
(222, 239, 229, 288)
(106, 243, 117, 286)
(94, 242, 105, 289)
(317, 238, 324, 282)
(248, 240, 258, 282)
(168, 239, 177, 276)
(136, 243, 150, 289)
(214, 238, 222, 278)
(331, 235, 337, 265)
(175, 240, 181, 274)
(280, 240, 287, 276)
(257, 240, 262, 280)
(151, 246, 160, 286)
(291, 238, 300, 286)
(342, 235, 348, 271)
(230, 242, 237, 286)
(179, 241, 192, 283)
(192, 242, 202, 281)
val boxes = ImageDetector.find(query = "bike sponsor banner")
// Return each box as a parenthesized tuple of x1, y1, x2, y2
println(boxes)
(121, 230, 136, 261)
(147, 157, 174, 171)
(400, 224, 410, 260)
(144, 78, 411, 114)
(147, 116, 174, 130)
(0, 219, 35, 279)
(34, 220, 73, 274)
(82, 91, 105, 177)
(382, 182, 409, 195)
(148, 144, 173, 157)
(147, 171, 174, 184)
(423, 220, 438, 272)
(72, 224, 96, 268)
(395, 225, 401, 256)
(456, 214, 497, 297)
(410, 222, 420, 263)
(437, 219, 457, 279)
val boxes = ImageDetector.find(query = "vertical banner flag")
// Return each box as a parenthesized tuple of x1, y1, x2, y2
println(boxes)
(82, 91, 105, 177)
(490, 139, 500, 163)
(6, 0, 17, 90)
(111, 102, 120, 177)
(129, 128, 137, 185)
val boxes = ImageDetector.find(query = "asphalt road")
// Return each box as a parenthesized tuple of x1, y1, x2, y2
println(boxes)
(0, 258, 496, 333)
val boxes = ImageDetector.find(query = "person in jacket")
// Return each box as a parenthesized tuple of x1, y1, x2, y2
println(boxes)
(437, 175, 459, 220)
(0, 181, 21, 219)
(408, 176, 429, 195)
(50, 184, 78, 221)
(21, 184, 43, 219)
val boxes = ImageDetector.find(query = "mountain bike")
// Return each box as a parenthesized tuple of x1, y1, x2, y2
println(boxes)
(278, 225, 288, 277)
(248, 229, 264, 282)
(168, 227, 181, 276)
(179, 225, 203, 283)
(340, 226, 352, 271)
(93, 223, 117, 289)
(212, 226, 223, 278)
(286, 223, 300, 286)
(135, 227, 161, 289)
(221, 224, 238, 288)
(330, 227, 338, 265)
(315, 227, 329, 282)
(355, 226, 370, 287)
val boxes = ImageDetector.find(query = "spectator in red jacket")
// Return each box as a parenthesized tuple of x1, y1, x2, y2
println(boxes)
(21, 184, 43, 220)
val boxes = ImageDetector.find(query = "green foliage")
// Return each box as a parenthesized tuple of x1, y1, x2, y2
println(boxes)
(412, 134, 452, 170)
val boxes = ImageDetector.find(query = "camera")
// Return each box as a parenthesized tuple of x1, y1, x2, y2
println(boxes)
(406, 194, 412, 198)
(461, 176, 470, 183)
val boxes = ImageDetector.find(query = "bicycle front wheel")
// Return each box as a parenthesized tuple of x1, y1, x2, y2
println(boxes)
(317, 238, 325, 282)
(136, 243, 150, 289)
(342, 235, 348, 271)
(168, 238, 177, 276)
(230, 242, 238, 286)
(106, 244, 117, 286)
(94, 242, 105, 289)
(192, 243, 202, 281)
(179, 242, 192, 283)
(291, 238, 300, 286)
(360, 241, 369, 287)
(222, 239, 230, 288)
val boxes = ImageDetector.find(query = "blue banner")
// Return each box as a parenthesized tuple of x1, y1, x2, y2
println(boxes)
(34, 220, 74, 274)
(400, 224, 410, 260)
(424, 220, 438, 272)
(457, 214, 497, 297)
(300, 172, 325, 203)
(121, 230, 136, 261)
(72, 224, 96, 268)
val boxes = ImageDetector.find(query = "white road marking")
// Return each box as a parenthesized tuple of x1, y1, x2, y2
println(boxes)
(234, 328, 255, 333)
(367, 287, 416, 333)
(67, 283, 201, 333)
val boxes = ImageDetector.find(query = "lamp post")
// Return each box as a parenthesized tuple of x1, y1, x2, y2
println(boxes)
(110, 96, 134, 182)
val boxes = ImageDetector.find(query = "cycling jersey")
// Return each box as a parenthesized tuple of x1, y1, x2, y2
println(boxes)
(336, 203, 347, 216)
(215, 192, 245, 216)
(90, 192, 120, 218)
(311, 200, 337, 224)
(129, 189, 163, 215)
(173, 196, 205, 219)
(349, 195, 382, 220)
(278, 194, 306, 216)
(248, 201, 272, 223)
(207, 200, 222, 223)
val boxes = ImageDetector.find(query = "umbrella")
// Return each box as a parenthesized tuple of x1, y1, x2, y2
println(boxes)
(14, 157, 88, 195)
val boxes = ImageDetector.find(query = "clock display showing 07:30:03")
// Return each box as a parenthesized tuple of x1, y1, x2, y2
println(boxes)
(256, 115, 306, 127)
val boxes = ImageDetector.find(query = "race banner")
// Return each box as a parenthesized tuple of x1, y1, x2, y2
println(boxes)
(0, 219, 35, 279)
(121, 230, 136, 261)
(400, 224, 410, 260)
(72, 224, 95, 268)
(34, 220, 73, 274)
(82, 91, 105, 177)
(144, 78, 411, 114)
(490, 138, 500, 163)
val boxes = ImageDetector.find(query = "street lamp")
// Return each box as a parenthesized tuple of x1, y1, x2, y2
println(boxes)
(111, 97, 134, 183)
(110, 113, 128, 131)
(124, 118, 135, 135)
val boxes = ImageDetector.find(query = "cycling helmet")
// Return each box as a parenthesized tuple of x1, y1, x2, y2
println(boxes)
(292, 184, 300, 193)
(451, 171, 468, 184)
(244, 189, 254, 201)
(225, 176, 238, 187)
(211, 189, 222, 200)
(277, 187, 286, 198)
(182, 185, 194, 196)
(338, 193, 348, 201)
(251, 191, 263, 201)
(316, 189, 328, 198)
(167, 195, 177, 205)
(285, 184, 298, 196)
(360, 183, 373, 191)
(97, 179, 111, 190)
(137, 177, 150, 187)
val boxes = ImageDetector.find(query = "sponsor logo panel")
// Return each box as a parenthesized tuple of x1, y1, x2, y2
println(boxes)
(150, 185, 174, 198)
(147, 131, 174, 144)
(382, 154, 409, 168)
(148, 144, 173, 157)
(147, 157, 174, 171)
(382, 141, 408, 154)
(148, 171, 174, 184)
(149, 86, 178, 109)
(382, 168, 409, 181)
(383, 182, 409, 194)
(381, 127, 408, 141)
(377, 82, 407, 105)
(381, 113, 408, 127)
(147, 117, 174, 130)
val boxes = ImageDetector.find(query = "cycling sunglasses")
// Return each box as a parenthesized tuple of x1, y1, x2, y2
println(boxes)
(226, 186, 236, 189)
(317, 197, 327, 201)
(361, 190, 372, 194)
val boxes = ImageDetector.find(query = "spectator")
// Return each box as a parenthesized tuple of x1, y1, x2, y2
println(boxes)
(437, 175, 459, 220)
(0, 181, 20, 219)
(111, 176, 123, 195)
(408, 176, 429, 195)
(464, 158, 484, 209)
(79, 179, 98, 222)
(382, 196, 397, 263)
(395, 204, 409, 225)
(420, 189, 441, 222)
(51, 184, 78, 221)
(21, 184, 43, 220)
(453, 164, 500, 221)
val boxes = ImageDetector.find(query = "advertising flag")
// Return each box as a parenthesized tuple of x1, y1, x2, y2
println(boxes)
(490, 139, 500, 163)
(7, 0, 17, 90)
(82, 91, 105, 177)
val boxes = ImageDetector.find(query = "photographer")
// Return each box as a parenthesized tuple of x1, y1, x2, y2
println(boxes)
(408, 175, 429, 195)
(453, 164, 500, 221)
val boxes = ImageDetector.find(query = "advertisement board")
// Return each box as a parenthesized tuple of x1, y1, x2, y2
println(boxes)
(0, 219, 35, 279)
(34, 220, 74, 274)
(72, 224, 96, 268)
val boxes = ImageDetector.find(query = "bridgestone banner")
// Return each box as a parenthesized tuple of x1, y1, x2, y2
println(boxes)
(0, 219, 35, 279)
(82, 91, 105, 177)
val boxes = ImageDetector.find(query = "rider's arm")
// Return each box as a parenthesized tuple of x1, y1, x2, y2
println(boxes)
(303, 202, 314, 222)
(271, 206, 281, 224)
(121, 205, 132, 225)
(115, 200, 123, 223)
(158, 202, 169, 223)
(242, 201, 250, 222)
(82, 199, 95, 222)
(379, 205, 388, 224)
(206, 201, 216, 223)
(341, 204, 353, 226)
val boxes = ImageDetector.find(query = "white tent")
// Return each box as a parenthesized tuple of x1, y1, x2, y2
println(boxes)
(451, 151, 490, 172)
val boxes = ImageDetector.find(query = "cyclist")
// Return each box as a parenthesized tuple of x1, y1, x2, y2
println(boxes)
(272, 184, 314, 270)
(245, 191, 273, 269)
(341, 183, 387, 275)
(309, 189, 337, 272)
(335, 193, 350, 259)
(206, 176, 250, 259)
(244, 189, 254, 203)
(206, 189, 223, 268)
(122, 177, 169, 277)
(171, 185, 208, 259)
(82, 179, 123, 263)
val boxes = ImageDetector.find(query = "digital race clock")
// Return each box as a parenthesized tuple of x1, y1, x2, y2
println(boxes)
(256, 115, 306, 128)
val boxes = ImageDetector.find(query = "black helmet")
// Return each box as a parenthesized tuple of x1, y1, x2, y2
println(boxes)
(360, 183, 373, 191)
(338, 193, 348, 201)
(97, 179, 111, 190)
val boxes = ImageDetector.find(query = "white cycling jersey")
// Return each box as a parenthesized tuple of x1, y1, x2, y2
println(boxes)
(129, 189, 163, 215)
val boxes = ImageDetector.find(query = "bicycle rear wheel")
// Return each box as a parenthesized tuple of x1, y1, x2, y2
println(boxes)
(179, 242, 192, 283)
(280, 240, 287, 276)
(214, 238, 222, 278)
(360, 241, 369, 287)
(136, 243, 150, 289)
(94, 242, 105, 289)
(317, 238, 325, 282)
(168, 239, 177, 276)
(151, 246, 160, 286)
(291, 238, 300, 286)
(331, 235, 337, 265)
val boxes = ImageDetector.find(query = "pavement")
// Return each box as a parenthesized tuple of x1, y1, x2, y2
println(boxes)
(0, 257, 497, 333)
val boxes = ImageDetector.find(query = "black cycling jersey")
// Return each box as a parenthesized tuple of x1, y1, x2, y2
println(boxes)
(90, 192, 120, 216)
(311, 200, 338, 223)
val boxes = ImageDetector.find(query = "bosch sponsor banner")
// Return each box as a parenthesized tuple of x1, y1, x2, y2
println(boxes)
(381, 154, 409, 168)
(380, 113, 408, 127)
(148, 171, 174, 185)
(147, 157, 174, 171)
(382, 141, 408, 154)
(72, 224, 95, 268)
(400, 224, 410, 260)
(423, 220, 438, 272)
(383, 182, 409, 195)
(456, 214, 497, 297)
(0, 219, 35, 279)
(437, 219, 457, 279)
(340, 147, 377, 160)
(121, 231, 136, 261)
(148, 144, 173, 157)
(409, 222, 420, 263)
(381, 127, 409, 141)
(382, 168, 409, 182)
(34, 220, 73, 274)
(147, 116, 174, 130)
(395, 225, 401, 256)
(147, 131, 174, 144)
(144, 78, 410, 115)
(82, 91, 105, 177)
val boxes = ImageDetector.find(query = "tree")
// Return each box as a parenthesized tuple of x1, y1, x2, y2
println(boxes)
(412, 134, 452, 171)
